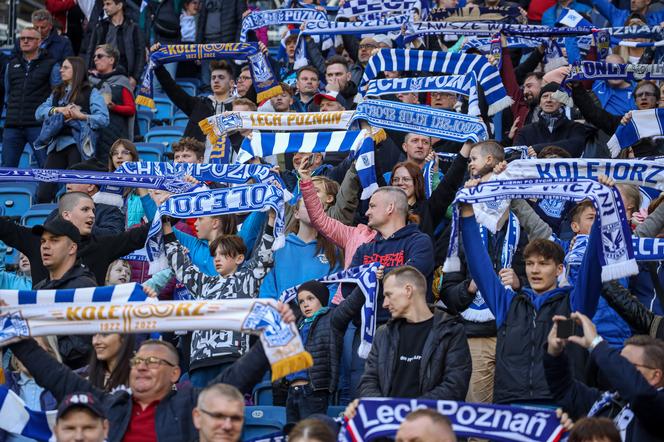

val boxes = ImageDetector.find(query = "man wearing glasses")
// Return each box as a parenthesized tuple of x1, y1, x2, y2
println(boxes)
(2, 26, 60, 168)
(5, 304, 295, 442)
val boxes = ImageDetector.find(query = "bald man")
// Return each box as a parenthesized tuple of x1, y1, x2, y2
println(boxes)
(396, 409, 457, 442)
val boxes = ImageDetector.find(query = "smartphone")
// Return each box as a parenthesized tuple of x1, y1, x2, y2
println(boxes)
(302, 154, 316, 169)
(557, 319, 583, 339)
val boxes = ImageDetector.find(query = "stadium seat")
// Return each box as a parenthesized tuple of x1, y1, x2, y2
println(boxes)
(172, 111, 189, 128)
(176, 80, 197, 96)
(135, 142, 165, 163)
(251, 380, 273, 406)
(242, 406, 286, 440)
(137, 109, 154, 135)
(18, 150, 31, 168)
(153, 95, 175, 122)
(327, 406, 345, 419)
(0, 186, 33, 217)
(174, 76, 201, 88)
(3, 245, 20, 267)
(21, 203, 57, 227)
(145, 126, 185, 150)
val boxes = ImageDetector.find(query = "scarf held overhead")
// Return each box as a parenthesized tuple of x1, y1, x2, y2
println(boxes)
(239, 8, 329, 43)
(137, 43, 282, 107)
(0, 294, 312, 381)
(607, 108, 664, 157)
(444, 179, 638, 282)
(279, 263, 379, 358)
(352, 99, 488, 142)
(115, 161, 276, 185)
(340, 398, 566, 442)
(336, 0, 424, 20)
(361, 49, 512, 115)
(364, 74, 480, 116)
(428, 6, 525, 23)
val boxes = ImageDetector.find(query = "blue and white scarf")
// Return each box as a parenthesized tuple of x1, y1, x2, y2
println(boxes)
(569, 234, 664, 266)
(336, 0, 424, 21)
(364, 74, 480, 116)
(0, 386, 55, 442)
(557, 8, 593, 27)
(339, 398, 566, 442)
(462, 35, 543, 52)
(279, 263, 379, 358)
(352, 99, 488, 142)
(566, 61, 664, 84)
(137, 43, 281, 107)
(607, 108, 664, 157)
(428, 6, 524, 23)
(0, 283, 148, 306)
(300, 16, 405, 38)
(445, 179, 638, 282)
(146, 183, 285, 273)
(239, 8, 328, 43)
(496, 158, 664, 191)
(238, 130, 378, 199)
(362, 49, 512, 115)
(115, 161, 275, 185)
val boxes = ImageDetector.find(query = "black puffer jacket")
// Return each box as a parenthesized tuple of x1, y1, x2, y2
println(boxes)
(358, 307, 471, 400)
(33, 263, 97, 369)
(601, 281, 664, 340)
(300, 308, 344, 393)
(514, 109, 596, 157)
(10, 338, 270, 442)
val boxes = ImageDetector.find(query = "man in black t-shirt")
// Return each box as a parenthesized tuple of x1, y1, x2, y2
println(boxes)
(358, 266, 471, 399)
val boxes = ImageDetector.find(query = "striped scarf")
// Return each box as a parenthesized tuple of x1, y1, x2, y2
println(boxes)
(137, 43, 282, 107)
(0, 285, 312, 381)
(362, 49, 512, 115)
(445, 179, 638, 282)
(115, 161, 276, 185)
(428, 6, 524, 23)
(607, 108, 664, 157)
(336, 0, 424, 21)
(279, 263, 380, 358)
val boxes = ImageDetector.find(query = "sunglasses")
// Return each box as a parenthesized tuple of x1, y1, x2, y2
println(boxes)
(94, 53, 109, 60)
(19, 36, 39, 41)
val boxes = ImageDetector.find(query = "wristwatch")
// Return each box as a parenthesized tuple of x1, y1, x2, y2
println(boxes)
(589, 335, 604, 352)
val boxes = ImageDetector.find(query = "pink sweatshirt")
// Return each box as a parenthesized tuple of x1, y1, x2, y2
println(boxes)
(301, 179, 377, 303)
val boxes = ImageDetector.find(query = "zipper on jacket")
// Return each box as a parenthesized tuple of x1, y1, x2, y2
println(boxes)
(529, 310, 536, 398)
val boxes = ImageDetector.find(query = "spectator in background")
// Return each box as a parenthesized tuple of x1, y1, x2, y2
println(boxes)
(108, 139, 147, 228)
(86, 0, 145, 91)
(590, 54, 635, 117)
(85, 333, 136, 392)
(541, 0, 592, 27)
(324, 56, 357, 108)
(268, 83, 294, 113)
(396, 409, 457, 442)
(35, 56, 110, 204)
(292, 66, 320, 113)
(89, 44, 136, 164)
(31, 9, 74, 63)
(180, 0, 200, 44)
(0, 249, 32, 290)
(593, 0, 664, 27)
(235, 66, 253, 99)
(196, 0, 246, 88)
(567, 417, 621, 442)
(52, 393, 109, 442)
(192, 384, 245, 442)
(2, 26, 60, 168)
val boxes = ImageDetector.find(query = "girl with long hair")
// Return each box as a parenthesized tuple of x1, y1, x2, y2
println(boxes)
(35, 56, 109, 203)
(108, 139, 147, 228)
(87, 333, 136, 392)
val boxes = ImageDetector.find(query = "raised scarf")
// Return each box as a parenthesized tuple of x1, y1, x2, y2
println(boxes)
(607, 108, 664, 157)
(428, 6, 524, 23)
(352, 99, 488, 142)
(279, 263, 379, 358)
(364, 74, 480, 116)
(137, 43, 282, 107)
(361, 49, 512, 115)
(444, 179, 638, 282)
(0, 287, 311, 381)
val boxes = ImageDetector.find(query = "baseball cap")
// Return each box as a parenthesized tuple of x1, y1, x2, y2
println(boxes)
(32, 216, 81, 244)
(313, 90, 348, 109)
(57, 393, 107, 420)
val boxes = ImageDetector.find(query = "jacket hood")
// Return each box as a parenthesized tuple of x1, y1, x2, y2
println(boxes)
(523, 285, 571, 311)
(377, 223, 422, 241)
(34, 262, 96, 289)
(285, 233, 318, 247)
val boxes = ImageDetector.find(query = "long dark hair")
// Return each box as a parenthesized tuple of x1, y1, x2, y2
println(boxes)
(390, 161, 425, 202)
(53, 56, 90, 105)
(88, 333, 136, 391)
(288, 199, 342, 271)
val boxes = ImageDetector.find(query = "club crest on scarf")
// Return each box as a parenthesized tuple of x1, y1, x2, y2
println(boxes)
(602, 224, 627, 262)
(243, 303, 294, 348)
(32, 169, 60, 182)
(0, 313, 29, 343)
(248, 52, 273, 86)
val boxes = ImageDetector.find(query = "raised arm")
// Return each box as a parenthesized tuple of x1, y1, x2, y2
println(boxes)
(426, 142, 470, 227)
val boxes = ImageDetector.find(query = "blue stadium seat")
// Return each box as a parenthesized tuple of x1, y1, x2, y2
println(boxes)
(0, 206, 4, 216)
(145, 126, 184, 150)
(3, 245, 20, 267)
(153, 95, 175, 122)
(176, 80, 197, 96)
(0, 186, 33, 217)
(18, 150, 31, 168)
(135, 143, 165, 163)
(174, 76, 202, 88)
(327, 406, 345, 419)
(172, 111, 189, 128)
(137, 109, 154, 135)
(21, 203, 57, 227)
(251, 380, 273, 406)
(243, 406, 286, 440)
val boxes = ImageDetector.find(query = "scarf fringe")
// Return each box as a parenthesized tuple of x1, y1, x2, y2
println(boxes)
(600, 259, 639, 282)
(486, 95, 514, 116)
(358, 341, 372, 359)
(271, 351, 314, 382)
(93, 191, 124, 208)
(360, 183, 379, 200)
(472, 204, 502, 233)
(257, 84, 285, 104)
(135, 96, 154, 108)
(460, 308, 495, 322)
(442, 257, 461, 273)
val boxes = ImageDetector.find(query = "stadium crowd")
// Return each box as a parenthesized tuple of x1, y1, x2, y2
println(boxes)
(0, 0, 664, 441)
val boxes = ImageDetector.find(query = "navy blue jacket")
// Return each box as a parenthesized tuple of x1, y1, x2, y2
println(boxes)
(544, 341, 664, 442)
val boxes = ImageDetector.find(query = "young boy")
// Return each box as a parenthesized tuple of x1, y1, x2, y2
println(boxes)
(459, 200, 603, 405)
(172, 136, 205, 164)
(162, 210, 277, 387)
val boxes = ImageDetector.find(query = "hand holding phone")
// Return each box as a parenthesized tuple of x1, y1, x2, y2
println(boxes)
(556, 319, 584, 339)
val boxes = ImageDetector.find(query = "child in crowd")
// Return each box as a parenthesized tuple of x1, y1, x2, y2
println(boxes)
(0, 247, 31, 290)
(161, 210, 277, 387)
